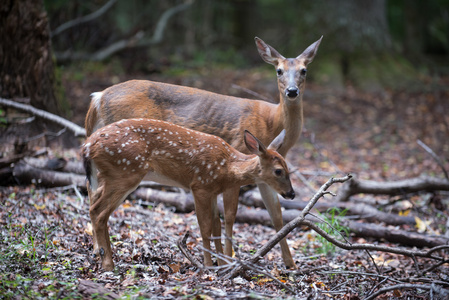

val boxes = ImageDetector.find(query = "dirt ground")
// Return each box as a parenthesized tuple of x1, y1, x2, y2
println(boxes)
(1, 66, 448, 299)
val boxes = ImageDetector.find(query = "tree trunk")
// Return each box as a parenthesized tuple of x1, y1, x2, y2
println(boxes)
(0, 0, 60, 114)
(0, 0, 75, 154)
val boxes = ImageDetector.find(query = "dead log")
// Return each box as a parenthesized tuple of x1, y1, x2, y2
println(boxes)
(78, 280, 119, 300)
(132, 187, 195, 212)
(241, 190, 416, 226)
(345, 221, 449, 248)
(335, 176, 449, 202)
(232, 205, 449, 248)
(12, 161, 85, 188)
(24, 157, 85, 174)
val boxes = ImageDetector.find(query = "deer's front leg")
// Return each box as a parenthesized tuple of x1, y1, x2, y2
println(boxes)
(211, 196, 226, 265)
(257, 182, 297, 269)
(192, 190, 215, 267)
(222, 187, 240, 259)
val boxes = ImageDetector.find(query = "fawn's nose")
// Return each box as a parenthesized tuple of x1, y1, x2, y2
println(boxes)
(282, 189, 295, 200)
(285, 87, 299, 99)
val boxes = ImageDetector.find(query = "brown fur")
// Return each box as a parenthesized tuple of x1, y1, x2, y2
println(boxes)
(84, 37, 322, 269)
(83, 118, 293, 270)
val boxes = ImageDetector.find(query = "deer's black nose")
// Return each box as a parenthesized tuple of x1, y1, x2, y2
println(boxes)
(286, 87, 299, 98)
(282, 190, 295, 200)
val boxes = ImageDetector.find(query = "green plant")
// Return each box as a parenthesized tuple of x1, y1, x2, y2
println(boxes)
(315, 208, 349, 256)
(0, 108, 7, 125)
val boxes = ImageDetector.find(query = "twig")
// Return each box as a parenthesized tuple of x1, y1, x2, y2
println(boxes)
(417, 139, 449, 180)
(363, 283, 436, 300)
(23, 128, 67, 143)
(317, 270, 403, 285)
(224, 174, 352, 279)
(0, 98, 86, 137)
(177, 231, 203, 270)
(230, 84, 274, 103)
(288, 162, 317, 194)
(52, 0, 117, 37)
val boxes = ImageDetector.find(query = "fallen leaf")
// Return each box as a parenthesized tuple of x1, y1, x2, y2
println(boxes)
(84, 223, 93, 236)
(415, 216, 431, 233)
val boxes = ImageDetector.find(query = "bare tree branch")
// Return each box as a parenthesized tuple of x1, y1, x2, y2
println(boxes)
(223, 174, 353, 279)
(54, 1, 193, 62)
(51, 0, 118, 37)
(417, 139, 449, 180)
(0, 97, 86, 137)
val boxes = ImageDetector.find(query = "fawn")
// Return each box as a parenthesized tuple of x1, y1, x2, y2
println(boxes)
(82, 118, 294, 270)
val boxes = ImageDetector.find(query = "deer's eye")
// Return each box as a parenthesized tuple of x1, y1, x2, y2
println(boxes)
(276, 69, 283, 76)
(300, 68, 307, 76)
(274, 169, 283, 176)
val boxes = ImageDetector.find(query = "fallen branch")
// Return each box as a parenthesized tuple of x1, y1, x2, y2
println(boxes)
(177, 231, 203, 269)
(0, 98, 86, 137)
(223, 174, 353, 279)
(363, 283, 447, 300)
(24, 157, 85, 174)
(132, 187, 195, 212)
(345, 221, 449, 248)
(417, 139, 449, 180)
(13, 161, 85, 188)
(231, 200, 447, 248)
(335, 175, 449, 202)
(303, 219, 448, 260)
(242, 189, 417, 226)
(223, 174, 449, 279)
(78, 280, 119, 300)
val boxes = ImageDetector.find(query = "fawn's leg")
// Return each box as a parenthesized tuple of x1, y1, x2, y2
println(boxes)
(192, 190, 214, 267)
(89, 178, 139, 271)
(211, 196, 226, 265)
(222, 187, 240, 259)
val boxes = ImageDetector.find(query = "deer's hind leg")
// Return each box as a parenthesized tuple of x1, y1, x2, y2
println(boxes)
(89, 174, 141, 271)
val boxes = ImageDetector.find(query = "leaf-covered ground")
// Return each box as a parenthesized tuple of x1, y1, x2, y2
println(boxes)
(1, 67, 448, 299)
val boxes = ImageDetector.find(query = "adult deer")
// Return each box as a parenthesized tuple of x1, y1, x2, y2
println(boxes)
(82, 118, 294, 270)
(85, 36, 322, 269)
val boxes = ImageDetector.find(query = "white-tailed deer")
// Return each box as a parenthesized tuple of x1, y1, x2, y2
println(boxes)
(82, 118, 294, 270)
(85, 36, 322, 269)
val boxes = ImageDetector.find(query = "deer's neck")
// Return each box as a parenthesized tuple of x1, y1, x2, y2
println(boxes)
(274, 94, 304, 156)
(229, 154, 261, 186)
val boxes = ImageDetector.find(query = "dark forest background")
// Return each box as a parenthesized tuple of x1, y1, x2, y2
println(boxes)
(47, 0, 448, 91)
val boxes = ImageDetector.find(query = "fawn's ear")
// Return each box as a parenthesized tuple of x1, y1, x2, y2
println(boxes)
(267, 129, 286, 151)
(244, 130, 267, 155)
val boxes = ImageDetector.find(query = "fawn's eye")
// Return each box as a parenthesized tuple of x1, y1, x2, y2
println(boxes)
(274, 169, 283, 176)
(276, 68, 283, 76)
(300, 68, 307, 76)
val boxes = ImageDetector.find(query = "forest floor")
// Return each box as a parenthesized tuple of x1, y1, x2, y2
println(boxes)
(1, 65, 449, 299)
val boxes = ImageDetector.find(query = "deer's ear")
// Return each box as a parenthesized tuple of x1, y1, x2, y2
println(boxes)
(267, 129, 286, 151)
(297, 36, 323, 65)
(244, 130, 267, 155)
(255, 37, 285, 66)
